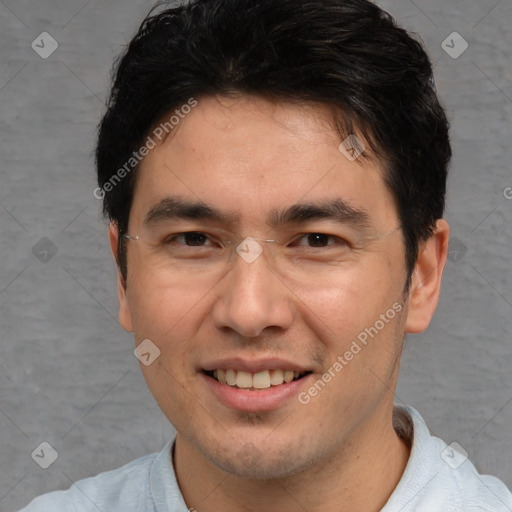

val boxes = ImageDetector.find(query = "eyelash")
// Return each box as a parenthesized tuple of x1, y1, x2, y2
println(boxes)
(163, 231, 350, 248)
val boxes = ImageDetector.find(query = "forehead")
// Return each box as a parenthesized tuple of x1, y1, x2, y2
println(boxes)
(130, 95, 398, 230)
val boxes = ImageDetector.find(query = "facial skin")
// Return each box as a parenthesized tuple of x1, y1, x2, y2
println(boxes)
(109, 95, 449, 512)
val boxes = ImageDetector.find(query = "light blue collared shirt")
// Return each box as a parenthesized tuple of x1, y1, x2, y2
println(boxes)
(17, 406, 512, 512)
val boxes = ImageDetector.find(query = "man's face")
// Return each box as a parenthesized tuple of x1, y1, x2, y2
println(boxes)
(117, 95, 411, 478)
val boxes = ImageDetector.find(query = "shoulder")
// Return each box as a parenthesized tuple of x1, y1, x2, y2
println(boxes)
(385, 406, 512, 512)
(18, 450, 160, 512)
(426, 432, 512, 511)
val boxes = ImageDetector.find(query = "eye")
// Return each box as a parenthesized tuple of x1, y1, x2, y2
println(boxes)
(293, 233, 349, 248)
(165, 232, 214, 247)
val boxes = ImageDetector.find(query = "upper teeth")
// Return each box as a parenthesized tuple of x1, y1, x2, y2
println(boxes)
(212, 369, 304, 389)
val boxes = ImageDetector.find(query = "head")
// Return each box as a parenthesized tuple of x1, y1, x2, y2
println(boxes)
(96, 0, 450, 479)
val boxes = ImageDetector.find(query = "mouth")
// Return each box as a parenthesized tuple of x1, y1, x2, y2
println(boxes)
(203, 368, 312, 390)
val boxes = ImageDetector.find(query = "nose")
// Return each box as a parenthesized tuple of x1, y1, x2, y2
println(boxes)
(211, 248, 294, 338)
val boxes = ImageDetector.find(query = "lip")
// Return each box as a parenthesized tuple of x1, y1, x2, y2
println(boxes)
(200, 371, 314, 412)
(201, 357, 311, 374)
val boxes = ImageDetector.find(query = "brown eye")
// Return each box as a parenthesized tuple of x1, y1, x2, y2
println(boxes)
(183, 232, 208, 246)
(306, 233, 331, 247)
(166, 232, 212, 246)
(293, 233, 348, 248)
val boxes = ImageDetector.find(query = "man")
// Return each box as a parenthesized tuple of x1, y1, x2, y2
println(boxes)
(19, 0, 512, 510)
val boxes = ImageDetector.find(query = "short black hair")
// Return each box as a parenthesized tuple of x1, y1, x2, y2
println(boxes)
(96, 0, 451, 289)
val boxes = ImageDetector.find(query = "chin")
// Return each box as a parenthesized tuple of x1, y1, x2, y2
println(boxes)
(211, 454, 306, 480)
(200, 437, 320, 481)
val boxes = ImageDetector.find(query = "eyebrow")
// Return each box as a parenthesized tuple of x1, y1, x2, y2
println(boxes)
(144, 197, 235, 226)
(143, 196, 371, 229)
(270, 200, 371, 229)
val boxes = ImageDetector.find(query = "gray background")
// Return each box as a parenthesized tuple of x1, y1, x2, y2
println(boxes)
(0, 0, 510, 510)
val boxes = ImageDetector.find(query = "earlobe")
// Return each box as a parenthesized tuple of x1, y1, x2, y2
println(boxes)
(404, 219, 450, 334)
(108, 223, 134, 332)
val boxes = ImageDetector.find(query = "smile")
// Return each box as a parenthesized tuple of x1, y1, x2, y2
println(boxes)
(204, 369, 311, 390)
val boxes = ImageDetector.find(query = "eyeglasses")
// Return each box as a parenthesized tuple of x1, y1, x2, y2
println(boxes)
(122, 225, 401, 287)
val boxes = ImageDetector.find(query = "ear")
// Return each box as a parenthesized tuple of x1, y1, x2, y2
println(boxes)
(405, 219, 450, 333)
(108, 222, 134, 332)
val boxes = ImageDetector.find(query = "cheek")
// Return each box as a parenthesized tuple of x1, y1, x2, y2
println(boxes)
(295, 265, 391, 332)
(127, 268, 209, 338)
(128, 278, 202, 407)
(296, 259, 404, 377)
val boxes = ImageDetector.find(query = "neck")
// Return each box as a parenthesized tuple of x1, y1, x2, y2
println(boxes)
(173, 406, 411, 512)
